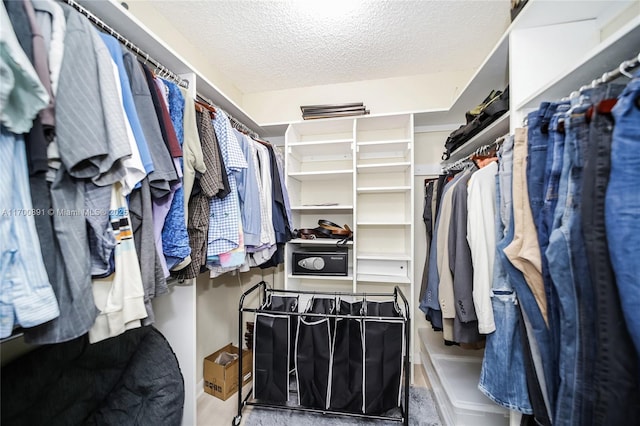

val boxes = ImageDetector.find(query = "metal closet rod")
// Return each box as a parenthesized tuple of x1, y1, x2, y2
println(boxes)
(60, 0, 189, 88)
(441, 134, 506, 173)
(228, 113, 260, 139)
(197, 94, 260, 139)
(567, 51, 640, 99)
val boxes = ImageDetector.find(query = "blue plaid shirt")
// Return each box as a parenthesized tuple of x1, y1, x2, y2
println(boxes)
(207, 112, 247, 261)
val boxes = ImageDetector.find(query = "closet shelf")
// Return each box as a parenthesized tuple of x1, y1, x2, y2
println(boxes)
(289, 238, 353, 246)
(287, 273, 354, 282)
(357, 138, 411, 146)
(440, 113, 510, 167)
(356, 221, 411, 226)
(291, 205, 353, 212)
(414, 27, 509, 127)
(356, 139, 411, 156)
(288, 170, 353, 181)
(289, 138, 353, 146)
(415, 0, 636, 129)
(356, 252, 411, 261)
(356, 186, 411, 194)
(516, 14, 640, 110)
(356, 274, 410, 284)
(288, 139, 353, 159)
(357, 162, 411, 173)
(510, 0, 635, 31)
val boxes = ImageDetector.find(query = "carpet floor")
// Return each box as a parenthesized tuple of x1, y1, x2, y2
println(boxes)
(243, 386, 442, 426)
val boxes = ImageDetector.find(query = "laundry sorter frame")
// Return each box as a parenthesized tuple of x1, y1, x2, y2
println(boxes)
(232, 281, 411, 426)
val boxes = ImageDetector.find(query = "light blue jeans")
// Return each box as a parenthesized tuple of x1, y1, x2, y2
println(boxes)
(479, 136, 533, 413)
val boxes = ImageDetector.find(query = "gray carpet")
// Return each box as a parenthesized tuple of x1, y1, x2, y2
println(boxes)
(243, 386, 442, 426)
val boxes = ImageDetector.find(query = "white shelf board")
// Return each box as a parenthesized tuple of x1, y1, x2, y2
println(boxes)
(261, 122, 289, 138)
(511, 0, 635, 30)
(289, 138, 353, 148)
(357, 162, 411, 173)
(288, 170, 353, 181)
(414, 28, 509, 127)
(516, 14, 640, 109)
(356, 274, 410, 284)
(287, 139, 353, 158)
(441, 112, 510, 166)
(413, 0, 634, 128)
(289, 238, 353, 246)
(356, 252, 411, 261)
(356, 186, 411, 194)
(287, 273, 353, 281)
(291, 205, 354, 212)
(356, 221, 411, 226)
(357, 139, 411, 150)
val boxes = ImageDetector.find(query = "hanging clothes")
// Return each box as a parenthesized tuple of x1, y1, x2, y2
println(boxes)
(174, 110, 223, 280)
(207, 110, 247, 267)
(161, 78, 191, 271)
(89, 182, 147, 344)
(448, 164, 483, 345)
(466, 161, 498, 334)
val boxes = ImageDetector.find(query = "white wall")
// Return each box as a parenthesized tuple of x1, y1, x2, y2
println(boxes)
(243, 70, 473, 125)
(195, 266, 284, 393)
(412, 130, 448, 358)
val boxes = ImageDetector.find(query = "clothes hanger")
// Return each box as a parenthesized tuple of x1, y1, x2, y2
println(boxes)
(195, 99, 217, 116)
(619, 60, 634, 79)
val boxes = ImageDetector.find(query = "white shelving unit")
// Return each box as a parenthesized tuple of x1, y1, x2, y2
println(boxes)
(284, 113, 415, 367)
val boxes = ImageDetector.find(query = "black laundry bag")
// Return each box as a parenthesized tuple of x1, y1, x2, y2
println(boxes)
(295, 298, 336, 408)
(362, 300, 405, 415)
(253, 295, 298, 402)
(329, 299, 364, 413)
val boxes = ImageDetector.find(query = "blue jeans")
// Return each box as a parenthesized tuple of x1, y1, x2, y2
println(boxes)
(479, 143, 532, 413)
(539, 102, 571, 403)
(606, 70, 640, 362)
(582, 83, 640, 424)
(527, 102, 559, 231)
(566, 102, 599, 424)
(546, 99, 596, 425)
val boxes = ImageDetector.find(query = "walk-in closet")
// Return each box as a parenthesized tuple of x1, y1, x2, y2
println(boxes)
(2, 1, 640, 425)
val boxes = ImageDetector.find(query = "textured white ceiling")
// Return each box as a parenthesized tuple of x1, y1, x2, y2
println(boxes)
(146, 0, 511, 93)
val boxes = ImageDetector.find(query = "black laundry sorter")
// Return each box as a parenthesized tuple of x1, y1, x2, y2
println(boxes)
(233, 282, 410, 426)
